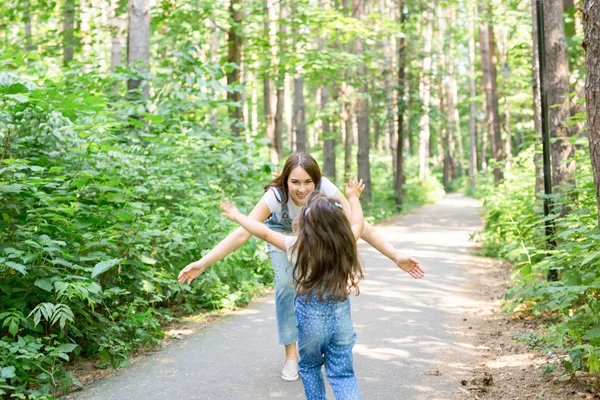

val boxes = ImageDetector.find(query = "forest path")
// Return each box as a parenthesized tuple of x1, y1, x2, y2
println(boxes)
(68, 193, 483, 400)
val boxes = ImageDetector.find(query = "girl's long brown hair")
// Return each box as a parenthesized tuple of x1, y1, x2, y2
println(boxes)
(264, 153, 322, 204)
(291, 191, 363, 301)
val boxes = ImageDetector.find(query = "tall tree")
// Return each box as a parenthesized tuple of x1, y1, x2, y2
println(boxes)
(322, 86, 335, 177)
(274, 2, 287, 157)
(468, 4, 478, 189)
(227, 0, 243, 135)
(583, 0, 600, 229)
(127, 0, 151, 98)
(292, 3, 306, 153)
(531, 0, 544, 196)
(394, 1, 407, 206)
(545, 0, 576, 212)
(263, 0, 279, 164)
(354, 0, 371, 201)
(63, 0, 75, 66)
(478, 5, 503, 182)
(418, 3, 433, 181)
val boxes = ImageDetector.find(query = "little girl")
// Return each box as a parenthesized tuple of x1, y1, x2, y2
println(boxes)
(221, 177, 366, 400)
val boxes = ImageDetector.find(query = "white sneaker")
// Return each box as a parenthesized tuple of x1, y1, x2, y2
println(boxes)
(281, 359, 299, 382)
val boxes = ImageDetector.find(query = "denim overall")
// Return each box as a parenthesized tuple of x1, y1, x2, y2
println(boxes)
(263, 184, 320, 345)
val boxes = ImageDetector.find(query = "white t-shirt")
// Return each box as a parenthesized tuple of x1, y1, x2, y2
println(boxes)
(261, 176, 339, 221)
(285, 236, 298, 266)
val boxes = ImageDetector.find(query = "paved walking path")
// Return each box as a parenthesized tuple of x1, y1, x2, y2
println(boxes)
(70, 193, 482, 400)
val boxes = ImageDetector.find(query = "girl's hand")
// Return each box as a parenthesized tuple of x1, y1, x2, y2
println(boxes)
(344, 176, 365, 199)
(178, 261, 207, 285)
(220, 199, 240, 221)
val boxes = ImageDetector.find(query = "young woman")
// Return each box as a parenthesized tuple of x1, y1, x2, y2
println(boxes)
(178, 153, 424, 381)
(220, 177, 366, 399)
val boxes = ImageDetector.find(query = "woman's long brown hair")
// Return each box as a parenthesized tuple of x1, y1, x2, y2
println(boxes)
(291, 191, 363, 301)
(264, 153, 322, 204)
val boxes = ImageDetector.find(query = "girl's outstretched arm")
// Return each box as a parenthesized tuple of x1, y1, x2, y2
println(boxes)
(178, 198, 272, 285)
(344, 177, 365, 241)
(334, 186, 425, 280)
(221, 199, 287, 252)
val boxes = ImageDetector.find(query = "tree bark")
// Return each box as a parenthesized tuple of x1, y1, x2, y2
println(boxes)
(127, 0, 150, 98)
(293, 77, 306, 153)
(292, 1, 306, 153)
(227, 0, 243, 135)
(354, 0, 371, 201)
(545, 0, 576, 213)
(583, 0, 600, 229)
(24, 0, 33, 69)
(488, 25, 505, 179)
(478, 6, 503, 182)
(322, 86, 336, 178)
(274, 2, 287, 156)
(418, 4, 433, 181)
(63, 0, 75, 66)
(263, 0, 278, 163)
(468, 4, 478, 189)
(531, 0, 544, 197)
(395, 1, 406, 206)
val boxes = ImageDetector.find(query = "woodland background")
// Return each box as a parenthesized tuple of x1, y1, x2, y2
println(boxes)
(0, 0, 599, 398)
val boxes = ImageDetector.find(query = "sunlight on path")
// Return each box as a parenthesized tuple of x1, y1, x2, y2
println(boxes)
(68, 193, 482, 400)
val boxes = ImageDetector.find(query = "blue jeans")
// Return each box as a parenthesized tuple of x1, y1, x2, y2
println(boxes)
(295, 295, 361, 400)
(267, 243, 298, 345)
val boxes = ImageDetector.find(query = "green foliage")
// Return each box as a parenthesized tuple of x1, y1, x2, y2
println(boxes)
(0, 50, 272, 397)
(477, 144, 600, 375)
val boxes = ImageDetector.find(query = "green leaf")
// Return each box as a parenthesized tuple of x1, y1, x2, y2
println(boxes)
(7, 83, 28, 94)
(1, 366, 15, 379)
(583, 329, 600, 341)
(57, 343, 78, 353)
(140, 255, 156, 265)
(8, 320, 18, 336)
(4, 93, 29, 103)
(5, 262, 27, 275)
(91, 258, 122, 278)
(0, 184, 26, 194)
(34, 279, 54, 292)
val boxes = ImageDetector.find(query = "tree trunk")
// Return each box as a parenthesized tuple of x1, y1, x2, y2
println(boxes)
(488, 25, 505, 179)
(395, 1, 406, 206)
(322, 86, 336, 178)
(478, 6, 503, 182)
(292, 2, 306, 153)
(293, 77, 306, 153)
(274, 2, 287, 156)
(63, 0, 75, 66)
(263, 0, 278, 164)
(418, 4, 433, 181)
(24, 0, 33, 69)
(127, 0, 150, 98)
(354, 0, 371, 201)
(531, 0, 544, 197)
(545, 0, 576, 215)
(227, 0, 243, 135)
(468, 4, 478, 189)
(446, 7, 459, 183)
(583, 0, 600, 229)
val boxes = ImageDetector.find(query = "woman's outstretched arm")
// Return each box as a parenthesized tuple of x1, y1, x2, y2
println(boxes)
(334, 191, 425, 279)
(178, 198, 272, 284)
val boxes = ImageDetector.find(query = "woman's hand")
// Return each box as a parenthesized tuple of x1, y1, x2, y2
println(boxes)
(178, 261, 207, 285)
(394, 253, 425, 279)
(220, 199, 241, 221)
(344, 177, 365, 199)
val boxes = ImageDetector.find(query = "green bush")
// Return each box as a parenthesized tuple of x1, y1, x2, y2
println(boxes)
(477, 143, 600, 374)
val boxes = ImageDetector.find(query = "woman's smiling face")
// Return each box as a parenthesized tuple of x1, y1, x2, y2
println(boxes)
(287, 166, 316, 206)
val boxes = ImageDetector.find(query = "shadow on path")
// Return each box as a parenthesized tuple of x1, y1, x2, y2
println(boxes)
(68, 193, 482, 400)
